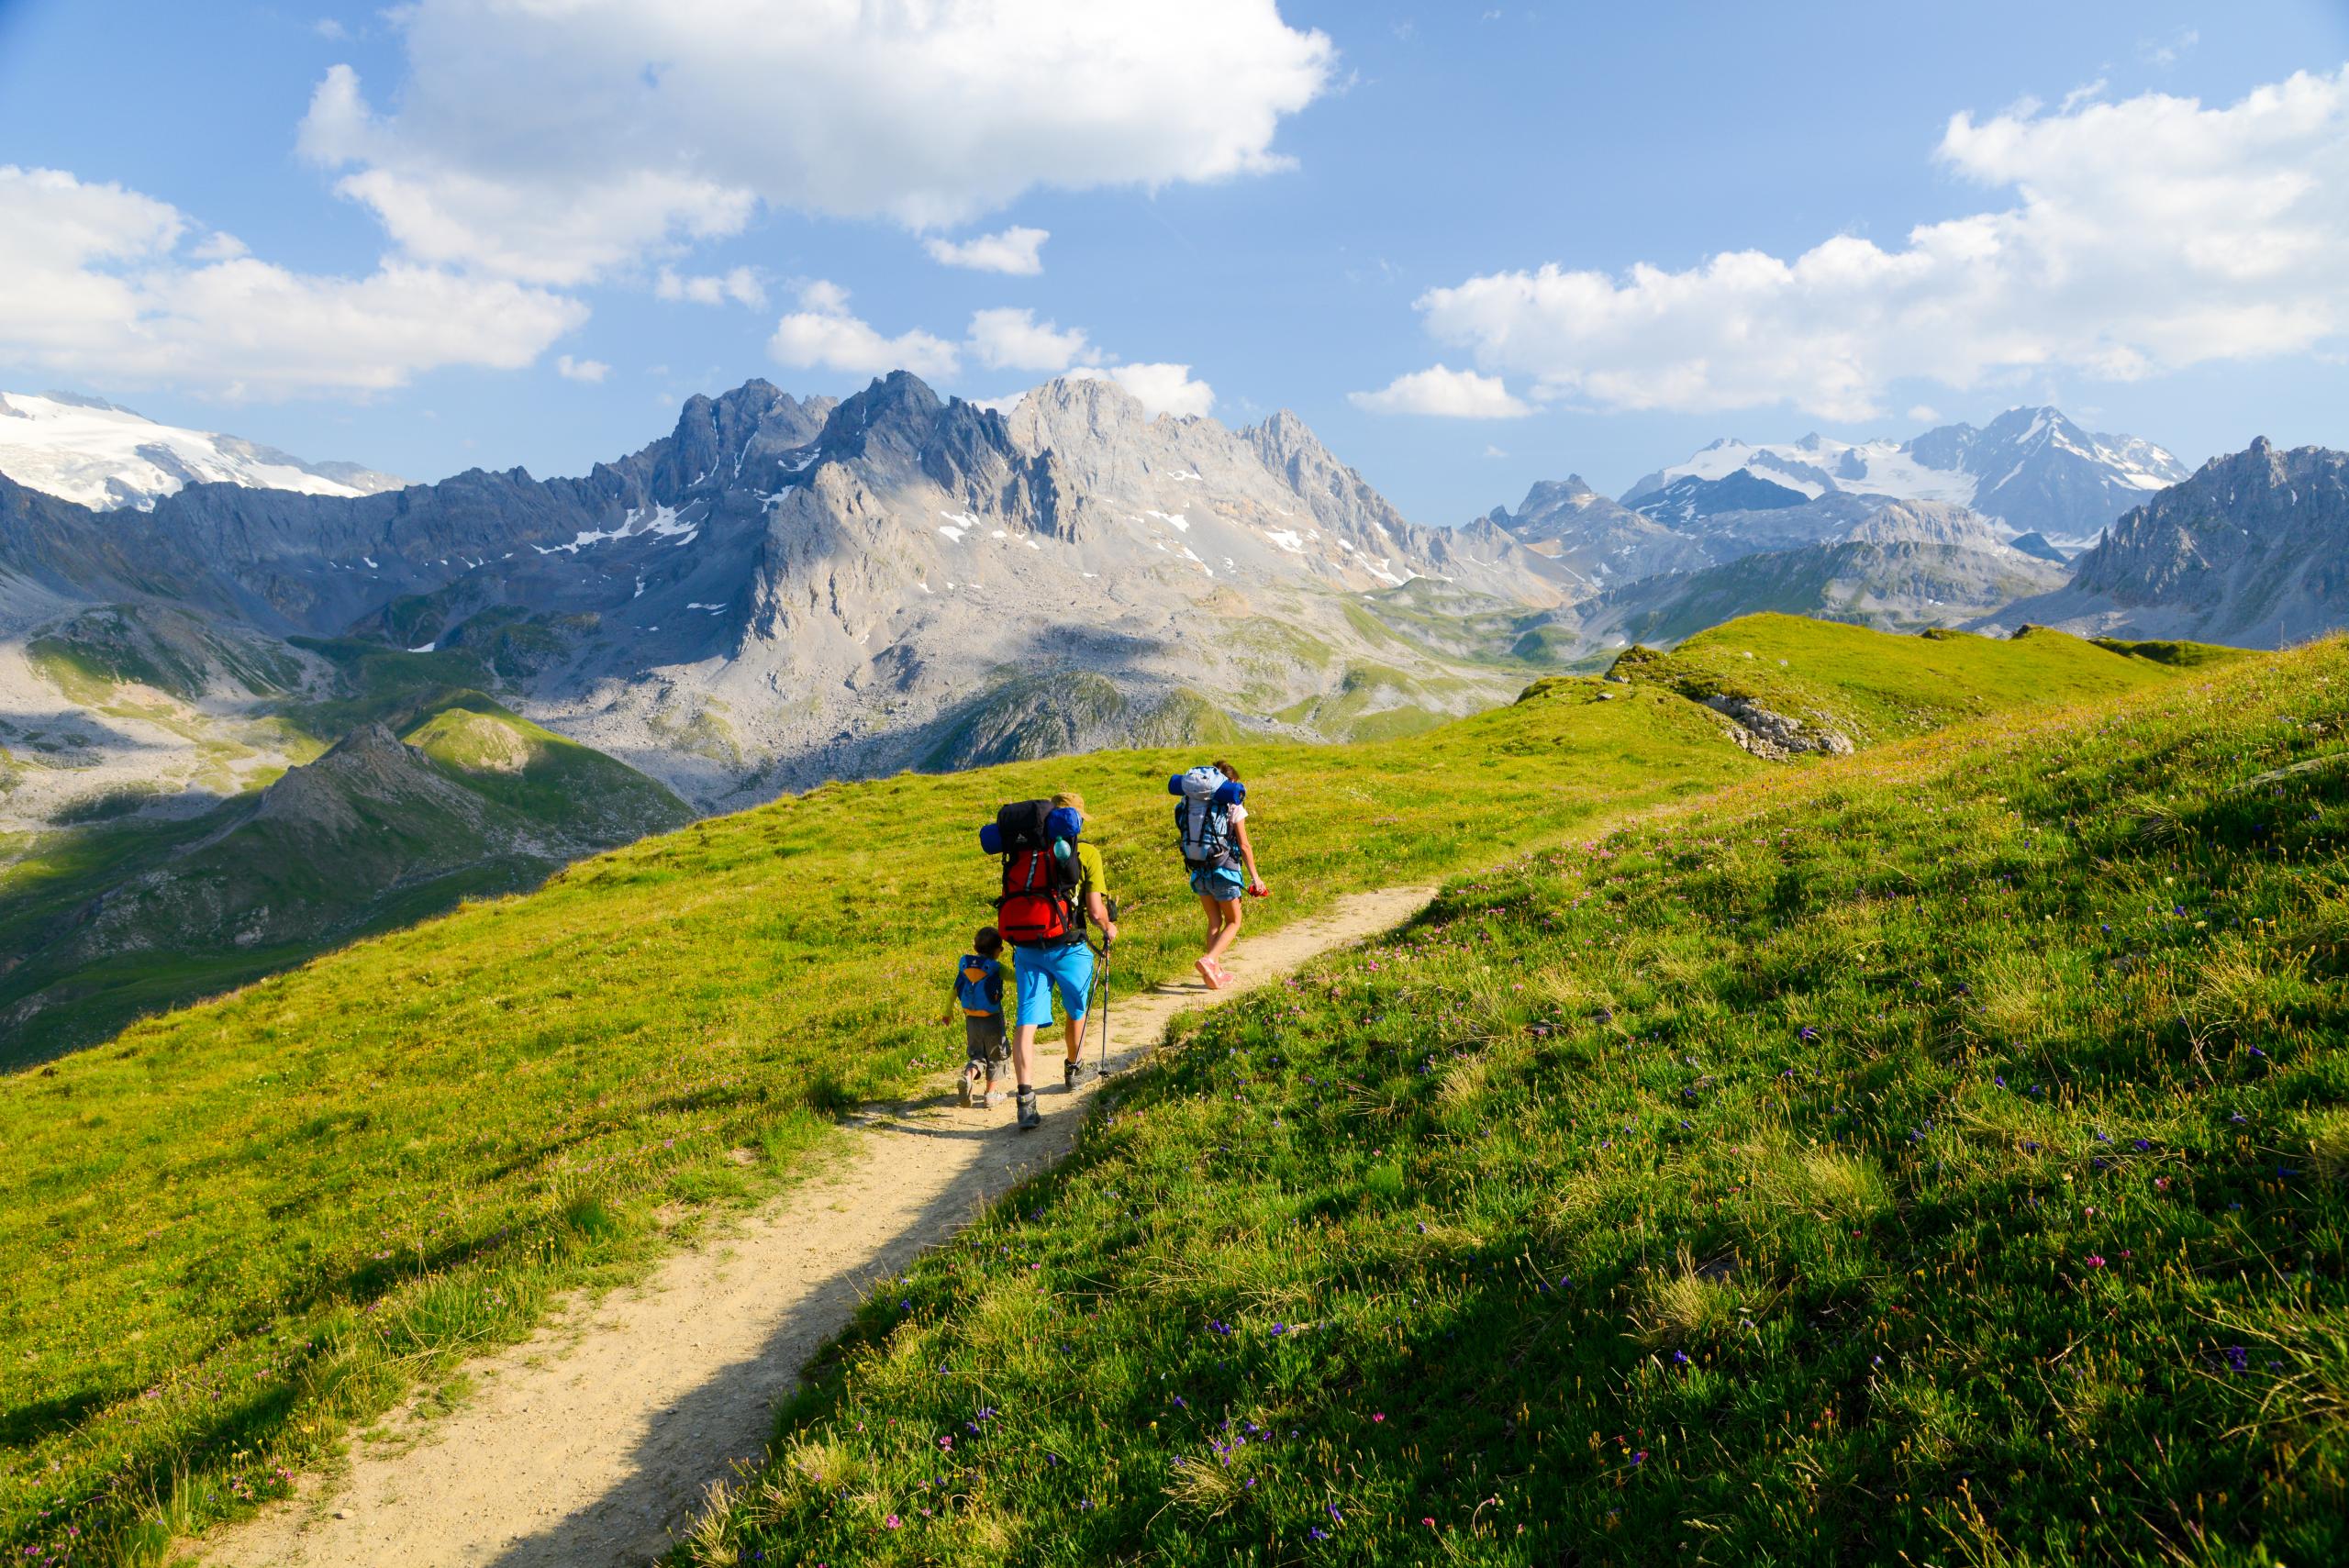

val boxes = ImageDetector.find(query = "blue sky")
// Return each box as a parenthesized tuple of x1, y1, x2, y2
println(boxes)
(1, 0, 2345, 519)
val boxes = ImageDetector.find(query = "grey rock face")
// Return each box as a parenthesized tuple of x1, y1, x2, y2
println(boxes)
(5, 372, 1566, 819)
(1627, 470, 1811, 528)
(1703, 695, 1855, 761)
(1995, 439, 2349, 647)
(1485, 475, 1711, 588)
(1539, 498, 2067, 652)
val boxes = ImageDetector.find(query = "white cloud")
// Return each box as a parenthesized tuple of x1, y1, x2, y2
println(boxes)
(1406, 68, 2349, 420)
(1068, 362, 1215, 418)
(655, 265, 766, 308)
(0, 164, 584, 398)
(2059, 79, 2108, 114)
(768, 280, 959, 381)
(556, 354, 609, 383)
(1348, 364, 1532, 417)
(1482, 444, 1508, 458)
(924, 226, 1049, 276)
(298, 2, 1331, 284)
(313, 17, 348, 40)
(1907, 405, 1943, 424)
(966, 307, 1100, 373)
(2142, 28, 2199, 67)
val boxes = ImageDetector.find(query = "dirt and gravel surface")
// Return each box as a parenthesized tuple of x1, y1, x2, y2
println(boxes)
(200, 884, 1434, 1568)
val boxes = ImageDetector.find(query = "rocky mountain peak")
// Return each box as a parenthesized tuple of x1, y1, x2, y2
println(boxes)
(2061, 439, 2347, 631)
(1238, 406, 1337, 477)
(1518, 475, 1597, 511)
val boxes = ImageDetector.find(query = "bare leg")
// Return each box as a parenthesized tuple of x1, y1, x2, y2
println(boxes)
(1196, 892, 1227, 987)
(1011, 1022, 1041, 1089)
(1064, 1014, 1087, 1065)
(1203, 898, 1243, 970)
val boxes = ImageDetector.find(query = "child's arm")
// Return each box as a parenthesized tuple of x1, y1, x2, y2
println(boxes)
(1235, 817, 1265, 893)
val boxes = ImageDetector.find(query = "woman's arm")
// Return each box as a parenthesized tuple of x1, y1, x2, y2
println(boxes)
(1234, 817, 1264, 891)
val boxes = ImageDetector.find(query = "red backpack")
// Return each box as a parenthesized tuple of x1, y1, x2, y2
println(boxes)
(987, 799, 1084, 945)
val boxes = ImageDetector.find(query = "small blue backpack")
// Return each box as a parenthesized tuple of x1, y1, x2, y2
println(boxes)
(955, 954, 1001, 1015)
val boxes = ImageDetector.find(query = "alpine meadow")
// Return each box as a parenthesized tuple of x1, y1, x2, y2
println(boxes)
(5, 4, 2349, 1567)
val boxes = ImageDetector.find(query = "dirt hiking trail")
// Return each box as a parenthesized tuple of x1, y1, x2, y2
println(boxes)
(201, 884, 1435, 1568)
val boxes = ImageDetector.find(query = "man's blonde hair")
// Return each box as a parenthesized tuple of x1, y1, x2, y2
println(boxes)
(1051, 791, 1085, 814)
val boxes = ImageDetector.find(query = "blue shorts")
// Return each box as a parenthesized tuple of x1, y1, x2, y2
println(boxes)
(1012, 940, 1095, 1028)
(1190, 865, 1247, 902)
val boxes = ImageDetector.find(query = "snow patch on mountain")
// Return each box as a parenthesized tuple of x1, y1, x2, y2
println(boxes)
(0, 392, 406, 511)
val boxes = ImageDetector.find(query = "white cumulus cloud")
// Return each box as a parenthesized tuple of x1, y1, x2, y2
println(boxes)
(1348, 364, 1532, 417)
(0, 164, 584, 398)
(769, 280, 959, 381)
(298, 1, 1332, 284)
(925, 226, 1050, 276)
(966, 306, 1100, 373)
(556, 354, 608, 383)
(1068, 362, 1216, 419)
(655, 266, 766, 308)
(1406, 67, 2349, 421)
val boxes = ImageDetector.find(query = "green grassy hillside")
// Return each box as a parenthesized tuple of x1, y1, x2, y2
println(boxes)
(685, 638, 2345, 1567)
(0, 688, 688, 1063)
(0, 617, 2205, 1562)
(1611, 614, 2180, 745)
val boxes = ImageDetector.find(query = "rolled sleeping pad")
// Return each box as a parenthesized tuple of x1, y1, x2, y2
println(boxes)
(1172, 765, 1226, 801)
(978, 822, 1005, 855)
(1216, 780, 1245, 807)
(1045, 806, 1083, 841)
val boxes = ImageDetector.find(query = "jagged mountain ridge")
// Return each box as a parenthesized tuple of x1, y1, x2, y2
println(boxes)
(1989, 438, 2349, 646)
(1478, 476, 1713, 589)
(1527, 495, 2068, 649)
(2, 372, 1564, 817)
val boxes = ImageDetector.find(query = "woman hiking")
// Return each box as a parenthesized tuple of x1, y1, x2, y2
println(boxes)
(1173, 759, 1266, 989)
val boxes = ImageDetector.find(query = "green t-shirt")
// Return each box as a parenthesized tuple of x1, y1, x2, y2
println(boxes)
(1074, 840, 1108, 904)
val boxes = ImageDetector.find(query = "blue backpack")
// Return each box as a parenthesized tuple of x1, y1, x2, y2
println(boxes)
(955, 955, 1002, 1015)
(1168, 766, 1244, 873)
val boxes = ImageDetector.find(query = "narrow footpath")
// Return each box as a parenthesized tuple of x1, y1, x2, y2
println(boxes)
(202, 884, 1436, 1568)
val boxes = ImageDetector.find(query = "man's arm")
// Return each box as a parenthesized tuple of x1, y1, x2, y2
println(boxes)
(1083, 846, 1119, 941)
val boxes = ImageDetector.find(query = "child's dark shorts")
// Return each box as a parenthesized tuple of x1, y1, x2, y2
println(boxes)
(964, 1013, 1008, 1067)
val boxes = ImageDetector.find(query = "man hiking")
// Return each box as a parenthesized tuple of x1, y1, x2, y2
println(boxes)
(1001, 791, 1117, 1131)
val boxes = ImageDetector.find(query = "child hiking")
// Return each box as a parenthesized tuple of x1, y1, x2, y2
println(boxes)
(1169, 760, 1267, 990)
(977, 791, 1118, 1131)
(953, 927, 1008, 1108)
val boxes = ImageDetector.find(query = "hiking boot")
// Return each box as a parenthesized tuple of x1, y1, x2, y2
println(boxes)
(1063, 1058, 1090, 1089)
(983, 1087, 1007, 1108)
(1016, 1088, 1041, 1130)
(958, 1064, 981, 1107)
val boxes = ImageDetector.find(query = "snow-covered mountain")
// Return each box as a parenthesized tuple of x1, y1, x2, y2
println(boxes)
(0, 392, 406, 511)
(1621, 406, 2187, 550)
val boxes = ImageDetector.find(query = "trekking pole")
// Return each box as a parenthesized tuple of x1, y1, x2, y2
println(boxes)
(1097, 896, 1120, 1076)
